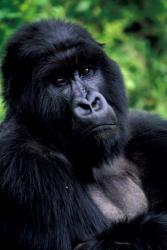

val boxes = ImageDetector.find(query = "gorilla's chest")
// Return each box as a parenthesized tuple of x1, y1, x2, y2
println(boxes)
(87, 158, 148, 221)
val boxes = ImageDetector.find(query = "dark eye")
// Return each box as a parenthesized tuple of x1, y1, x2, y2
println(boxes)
(80, 67, 91, 76)
(55, 77, 66, 86)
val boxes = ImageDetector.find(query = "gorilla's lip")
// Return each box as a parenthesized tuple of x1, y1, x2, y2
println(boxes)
(82, 123, 117, 137)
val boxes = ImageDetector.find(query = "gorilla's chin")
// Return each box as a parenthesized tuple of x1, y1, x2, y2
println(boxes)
(69, 126, 120, 170)
(83, 124, 117, 140)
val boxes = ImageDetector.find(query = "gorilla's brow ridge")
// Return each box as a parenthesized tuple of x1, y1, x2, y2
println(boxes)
(35, 44, 104, 79)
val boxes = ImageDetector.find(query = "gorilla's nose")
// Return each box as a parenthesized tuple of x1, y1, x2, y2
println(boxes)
(73, 92, 108, 119)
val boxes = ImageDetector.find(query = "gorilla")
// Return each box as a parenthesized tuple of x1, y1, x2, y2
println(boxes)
(0, 20, 167, 250)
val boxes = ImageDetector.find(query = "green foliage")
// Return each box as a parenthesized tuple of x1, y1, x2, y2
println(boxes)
(0, 0, 167, 120)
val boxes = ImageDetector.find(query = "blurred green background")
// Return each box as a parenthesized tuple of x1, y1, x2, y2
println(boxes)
(0, 0, 167, 121)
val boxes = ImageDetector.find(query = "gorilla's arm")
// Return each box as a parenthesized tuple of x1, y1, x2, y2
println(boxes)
(0, 129, 73, 250)
(75, 213, 167, 249)
(125, 111, 167, 212)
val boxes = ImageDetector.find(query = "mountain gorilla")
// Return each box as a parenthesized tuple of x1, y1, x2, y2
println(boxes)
(1, 20, 167, 250)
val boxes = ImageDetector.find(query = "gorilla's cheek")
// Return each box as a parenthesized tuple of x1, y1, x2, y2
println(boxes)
(46, 86, 70, 122)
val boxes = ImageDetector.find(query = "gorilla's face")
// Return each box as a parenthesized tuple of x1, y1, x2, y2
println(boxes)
(33, 45, 117, 140)
(2, 21, 127, 164)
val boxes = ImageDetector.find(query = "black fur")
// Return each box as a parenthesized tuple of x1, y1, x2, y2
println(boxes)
(0, 20, 167, 250)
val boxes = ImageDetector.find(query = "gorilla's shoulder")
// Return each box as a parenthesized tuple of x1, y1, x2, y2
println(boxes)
(0, 118, 42, 159)
(125, 110, 167, 165)
(127, 110, 167, 139)
(0, 118, 69, 166)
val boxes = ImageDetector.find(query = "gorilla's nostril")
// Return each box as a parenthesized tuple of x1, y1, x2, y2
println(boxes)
(92, 99, 97, 108)
(92, 97, 101, 111)
(79, 102, 91, 110)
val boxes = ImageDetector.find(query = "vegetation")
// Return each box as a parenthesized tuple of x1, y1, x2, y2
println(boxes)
(0, 0, 167, 120)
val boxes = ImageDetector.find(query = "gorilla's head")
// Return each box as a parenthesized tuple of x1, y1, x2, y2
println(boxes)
(2, 20, 127, 167)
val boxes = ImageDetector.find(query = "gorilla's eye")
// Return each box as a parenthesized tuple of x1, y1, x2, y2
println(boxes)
(79, 67, 91, 76)
(55, 77, 66, 86)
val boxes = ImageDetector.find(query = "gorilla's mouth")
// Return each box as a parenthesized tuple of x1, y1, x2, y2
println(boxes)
(82, 124, 117, 137)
